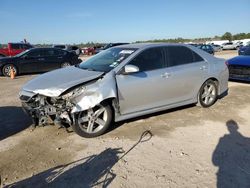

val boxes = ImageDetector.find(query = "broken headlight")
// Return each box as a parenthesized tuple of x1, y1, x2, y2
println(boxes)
(62, 86, 86, 99)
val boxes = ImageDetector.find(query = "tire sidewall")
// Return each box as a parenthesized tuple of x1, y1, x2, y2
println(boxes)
(71, 103, 113, 138)
(198, 80, 218, 108)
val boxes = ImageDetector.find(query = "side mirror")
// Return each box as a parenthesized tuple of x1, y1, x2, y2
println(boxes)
(123, 65, 139, 74)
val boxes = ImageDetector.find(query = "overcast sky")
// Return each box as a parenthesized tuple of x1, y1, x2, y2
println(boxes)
(0, 0, 250, 44)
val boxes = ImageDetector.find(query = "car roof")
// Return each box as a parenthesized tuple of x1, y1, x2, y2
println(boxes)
(31, 47, 64, 50)
(116, 43, 195, 49)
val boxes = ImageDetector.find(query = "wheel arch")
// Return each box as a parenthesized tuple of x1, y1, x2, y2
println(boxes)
(99, 97, 120, 117)
(197, 77, 219, 100)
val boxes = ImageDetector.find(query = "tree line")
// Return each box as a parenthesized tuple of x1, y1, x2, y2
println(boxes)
(77, 32, 250, 47)
(2, 32, 249, 48)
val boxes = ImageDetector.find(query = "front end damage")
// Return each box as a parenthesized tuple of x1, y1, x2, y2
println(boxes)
(19, 72, 118, 129)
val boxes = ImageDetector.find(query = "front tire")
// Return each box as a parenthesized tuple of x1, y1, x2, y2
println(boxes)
(72, 103, 113, 138)
(198, 80, 218, 108)
(2, 64, 18, 77)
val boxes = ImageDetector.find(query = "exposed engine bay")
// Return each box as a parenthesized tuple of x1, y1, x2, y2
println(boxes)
(22, 94, 74, 127)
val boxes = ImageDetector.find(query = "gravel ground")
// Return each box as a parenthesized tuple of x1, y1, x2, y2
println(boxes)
(1, 50, 250, 188)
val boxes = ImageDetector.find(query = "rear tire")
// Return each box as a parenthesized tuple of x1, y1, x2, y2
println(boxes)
(2, 64, 18, 77)
(72, 103, 113, 138)
(198, 80, 218, 108)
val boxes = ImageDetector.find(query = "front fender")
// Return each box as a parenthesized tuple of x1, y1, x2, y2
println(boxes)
(71, 71, 117, 113)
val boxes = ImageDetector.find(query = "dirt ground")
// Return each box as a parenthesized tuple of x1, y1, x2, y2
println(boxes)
(1, 50, 250, 188)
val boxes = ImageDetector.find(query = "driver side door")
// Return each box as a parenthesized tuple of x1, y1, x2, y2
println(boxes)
(19, 49, 45, 73)
(116, 47, 171, 115)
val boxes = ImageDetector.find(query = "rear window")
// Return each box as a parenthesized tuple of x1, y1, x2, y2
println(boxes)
(55, 49, 67, 56)
(11, 44, 22, 49)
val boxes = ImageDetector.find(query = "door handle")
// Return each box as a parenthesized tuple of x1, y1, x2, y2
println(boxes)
(161, 72, 171, 78)
(38, 58, 45, 61)
(200, 65, 207, 70)
(58, 57, 63, 59)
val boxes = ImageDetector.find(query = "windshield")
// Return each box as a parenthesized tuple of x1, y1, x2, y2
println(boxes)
(15, 49, 30, 57)
(79, 47, 137, 72)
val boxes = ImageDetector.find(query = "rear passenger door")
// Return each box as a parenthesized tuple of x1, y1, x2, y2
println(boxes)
(40, 49, 63, 72)
(164, 46, 208, 102)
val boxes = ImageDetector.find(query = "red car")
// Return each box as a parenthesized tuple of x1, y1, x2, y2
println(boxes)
(0, 43, 33, 57)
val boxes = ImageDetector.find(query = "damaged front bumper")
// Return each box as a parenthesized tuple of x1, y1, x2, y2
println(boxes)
(20, 90, 74, 127)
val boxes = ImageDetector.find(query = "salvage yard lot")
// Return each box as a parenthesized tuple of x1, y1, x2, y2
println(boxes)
(0, 50, 250, 187)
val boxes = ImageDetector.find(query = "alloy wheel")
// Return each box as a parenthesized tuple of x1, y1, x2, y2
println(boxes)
(200, 82, 217, 106)
(3, 65, 17, 77)
(77, 105, 108, 134)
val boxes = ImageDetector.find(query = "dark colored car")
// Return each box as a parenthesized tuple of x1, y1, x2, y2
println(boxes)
(0, 43, 33, 57)
(52, 45, 82, 56)
(197, 44, 214, 55)
(0, 48, 81, 77)
(227, 55, 250, 81)
(102, 43, 129, 50)
(238, 44, 250, 55)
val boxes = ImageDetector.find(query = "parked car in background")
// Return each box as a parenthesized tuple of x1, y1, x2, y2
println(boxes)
(227, 55, 250, 81)
(102, 43, 129, 50)
(0, 43, 33, 57)
(211, 44, 222, 52)
(19, 43, 228, 138)
(196, 44, 214, 55)
(52, 45, 82, 56)
(238, 42, 250, 55)
(82, 47, 96, 55)
(0, 48, 81, 77)
(93, 45, 105, 54)
(221, 42, 240, 50)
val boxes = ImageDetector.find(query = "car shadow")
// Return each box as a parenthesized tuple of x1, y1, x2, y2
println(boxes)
(212, 120, 250, 187)
(5, 147, 123, 188)
(5, 130, 152, 188)
(0, 106, 32, 141)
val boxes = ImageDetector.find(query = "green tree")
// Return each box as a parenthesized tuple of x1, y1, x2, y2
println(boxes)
(221, 32, 233, 41)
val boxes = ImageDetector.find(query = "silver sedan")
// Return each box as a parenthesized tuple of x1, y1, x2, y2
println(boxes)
(20, 43, 229, 137)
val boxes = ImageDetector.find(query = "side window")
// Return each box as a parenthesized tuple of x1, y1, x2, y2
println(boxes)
(192, 51, 204, 62)
(44, 49, 56, 56)
(167, 46, 194, 66)
(55, 49, 66, 56)
(27, 50, 43, 57)
(23, 44, 32, 49)
(129, 47, 165, 71)
(11, 44, 20, 49)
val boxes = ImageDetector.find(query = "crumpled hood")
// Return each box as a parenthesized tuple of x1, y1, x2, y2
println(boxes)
(22, 66, 104, 97)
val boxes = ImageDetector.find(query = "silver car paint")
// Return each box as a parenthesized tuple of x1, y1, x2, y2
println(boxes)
(20, 43, 229, 123)
(22, 66, 104, 97)
(71, 71, 117, 113)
